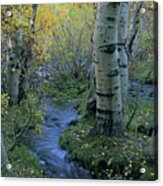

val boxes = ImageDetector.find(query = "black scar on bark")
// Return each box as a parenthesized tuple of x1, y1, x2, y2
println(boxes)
(97, 108, 115, 115)
(106, 16, 116, 22)
(109, 2, 121, 9)
(94, 60, 100, 64)
(117, 110, 122, 116)
(114, 85, 119, 90)
(96, 91, 115, 98)
(90, 33, 93, 43)
(118, 48, 121, 52)
(117, 42, 126, 46)
(10, 57, 13, 61)
(108, 25, 114, 29)
(119, 64, 128, 68)
(96, 116, 108, 121)
(107, 69, 119, 77)
(99, 44, 116, 54)
(119, 20, 125, 25)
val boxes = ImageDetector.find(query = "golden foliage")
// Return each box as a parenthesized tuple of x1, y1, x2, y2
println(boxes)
(1, 4, 94, 62)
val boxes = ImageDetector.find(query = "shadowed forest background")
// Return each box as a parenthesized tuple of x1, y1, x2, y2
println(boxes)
(1, 2, 157, 180)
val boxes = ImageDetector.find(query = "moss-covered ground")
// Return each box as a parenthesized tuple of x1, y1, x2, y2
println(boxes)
(59, 101, 156, 180)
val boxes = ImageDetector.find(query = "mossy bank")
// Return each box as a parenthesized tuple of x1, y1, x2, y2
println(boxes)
(59, 101, 156, 180)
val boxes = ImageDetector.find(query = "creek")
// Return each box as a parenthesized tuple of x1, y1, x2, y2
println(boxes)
(32, 82, 154, 178)
(33, 98, 91, 179)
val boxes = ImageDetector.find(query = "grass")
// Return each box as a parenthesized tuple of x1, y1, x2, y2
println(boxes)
(59, 100, 156, 180)
(123, 101, 154, 134)
(129, 60, 154, 84)
(2, 145, 43, 178)
(1, 93, 44, 177)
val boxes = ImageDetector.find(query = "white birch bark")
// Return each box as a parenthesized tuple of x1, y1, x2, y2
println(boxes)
(8, 6, 23, 105)
(7, 36, 21, 105)
(118, 3, 129, 106)
(92, 2, 122, 136)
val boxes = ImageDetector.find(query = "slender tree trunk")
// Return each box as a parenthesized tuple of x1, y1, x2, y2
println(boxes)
(8, 28, 23, 105)
(118, 3, 129, 106)
(18, 58, 28, 103)
(8, 42, 21, 105)
(1, 138, 9, 175)
(128, 2, 143, 58)
(18, 4, 38, 103)
(92, 2, 122, 136)
(8, 6, 23, 105)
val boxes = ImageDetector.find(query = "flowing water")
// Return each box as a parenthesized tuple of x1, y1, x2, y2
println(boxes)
(128, 81, 155, 102)
(31, 82, 154, 179)
(33, 98, 91, 179)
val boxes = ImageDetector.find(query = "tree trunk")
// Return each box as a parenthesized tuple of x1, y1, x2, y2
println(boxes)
(1, 138, 9, 175)
(8, 6, 23, 105)
(118, 3, 129, 106)
(8, 53, 21, 105)
(18, 5, 38, 103)
(128, 2, 143, 58)
(18, 58, 28, 103)
(92, 2, 122, 136)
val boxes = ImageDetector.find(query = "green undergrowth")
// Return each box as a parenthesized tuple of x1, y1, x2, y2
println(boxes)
(1, 93, 44, 177)
(42, 76, 90, 117)
(42, 77, 88, 100)
(123, 101, 154, 134)
(59, 101, 156, 180)
(2, 145, 43, 178)
(129, 61, 154, 84)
